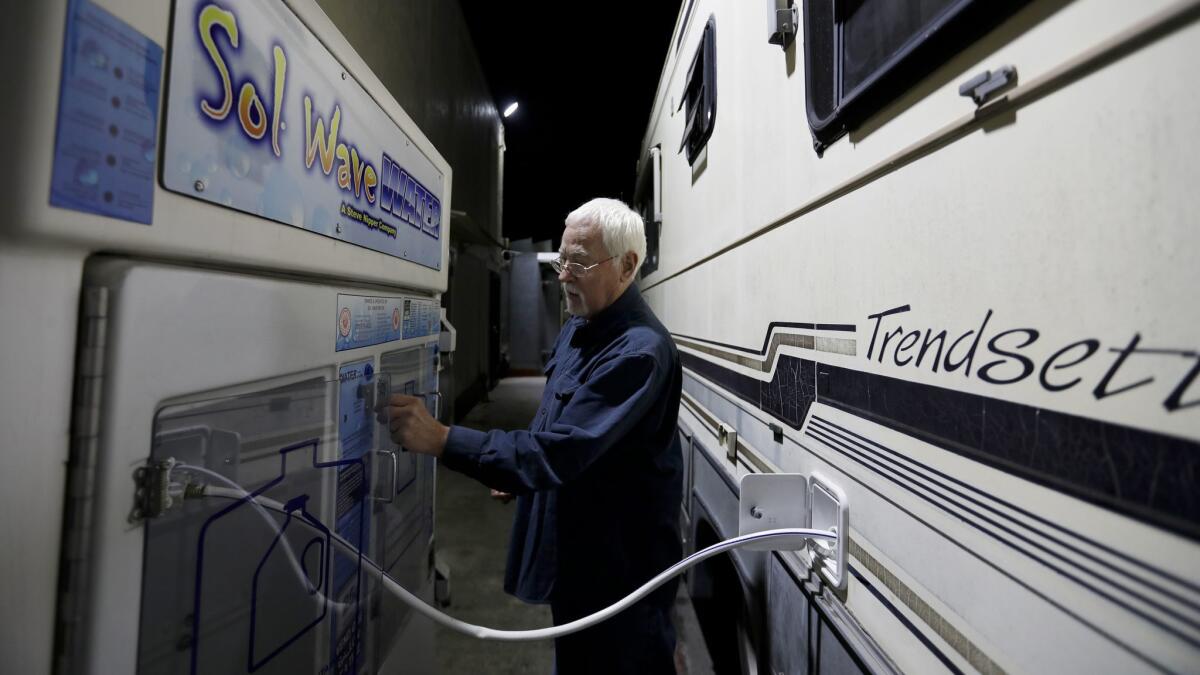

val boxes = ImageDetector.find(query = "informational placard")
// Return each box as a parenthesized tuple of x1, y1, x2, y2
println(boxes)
(163, 0, 444, 268)
(401, 297, 441, 340)
(50, 0, 162, 224)
(335, 294, 438, 351)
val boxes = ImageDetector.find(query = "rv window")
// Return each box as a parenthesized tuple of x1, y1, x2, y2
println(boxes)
(680, 16, 717, 166)
(804, 0, 1028, 154)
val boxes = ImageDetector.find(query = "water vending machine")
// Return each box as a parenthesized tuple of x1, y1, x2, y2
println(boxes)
(0, 0, 453, 672)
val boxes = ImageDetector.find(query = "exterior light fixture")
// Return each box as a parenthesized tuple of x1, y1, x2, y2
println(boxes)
(503, 102, 519, 118)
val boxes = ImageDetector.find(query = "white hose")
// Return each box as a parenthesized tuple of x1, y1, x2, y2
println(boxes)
(176, 464, 836, 642)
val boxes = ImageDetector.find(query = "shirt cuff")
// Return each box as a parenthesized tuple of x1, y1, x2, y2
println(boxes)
(441, 425, 488, 473)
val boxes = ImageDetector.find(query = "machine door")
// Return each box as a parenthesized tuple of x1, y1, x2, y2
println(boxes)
(58, 258, 433, 675)
(373, 344, 439, 666)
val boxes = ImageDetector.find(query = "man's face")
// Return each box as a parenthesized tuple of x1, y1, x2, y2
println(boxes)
(558, 222, 623, 319)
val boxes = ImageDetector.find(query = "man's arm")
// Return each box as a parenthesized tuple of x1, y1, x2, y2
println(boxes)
(384, 351, 664, 494)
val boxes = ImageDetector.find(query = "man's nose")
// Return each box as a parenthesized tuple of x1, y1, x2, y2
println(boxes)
(558, 267, 572, 282)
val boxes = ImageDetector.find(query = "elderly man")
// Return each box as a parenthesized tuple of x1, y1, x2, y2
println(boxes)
(384, 197, 683, 673)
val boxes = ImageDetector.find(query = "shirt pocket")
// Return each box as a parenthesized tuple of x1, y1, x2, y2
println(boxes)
(553, 381, 581, 402)
(545, 379, 581, 423)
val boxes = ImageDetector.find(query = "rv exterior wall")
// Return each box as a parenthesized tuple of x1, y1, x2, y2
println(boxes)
(641, 0, 1200, 672)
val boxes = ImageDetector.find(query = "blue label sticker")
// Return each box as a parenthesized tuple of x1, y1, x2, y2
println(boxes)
(332, 360, 376, 675)
(50, 0, 162, 225)
(336, 293, 438, 351)
(401, 297, 440, 340)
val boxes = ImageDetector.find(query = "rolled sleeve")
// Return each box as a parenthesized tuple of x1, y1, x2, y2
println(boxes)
(441, 424, 489, 474)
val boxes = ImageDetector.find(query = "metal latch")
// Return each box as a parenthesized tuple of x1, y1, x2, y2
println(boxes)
(768, 422, 784, 443)
(958, 65, 1017, 105)
(767, 1, 798, 48)
(718, 422, 738, 463)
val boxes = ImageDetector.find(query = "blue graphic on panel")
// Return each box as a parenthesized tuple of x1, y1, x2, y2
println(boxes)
(191, 439, 366, 675)
(51, 0, 161, 224)
(248, 494, 329, 671)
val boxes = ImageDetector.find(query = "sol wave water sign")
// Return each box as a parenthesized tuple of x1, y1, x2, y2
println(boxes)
(163, 0, 444, 268)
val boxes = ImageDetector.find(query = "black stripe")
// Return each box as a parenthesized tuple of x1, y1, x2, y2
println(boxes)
(847, 566, 963, 675)
(792, 437, 1166, 667)
(818, 363, 1200, 544)
(681, 350, 763, 408)
(805, 425, 1200, 643)
(679, 349, 1200, 543)
(811, 416, 1200, 598)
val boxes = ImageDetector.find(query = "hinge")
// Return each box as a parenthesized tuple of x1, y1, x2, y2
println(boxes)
(129, 457, 179, 523)
(55, 286, 109, 675)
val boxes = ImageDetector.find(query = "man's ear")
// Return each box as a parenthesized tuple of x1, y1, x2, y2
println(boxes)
(622, 252, 639, 281)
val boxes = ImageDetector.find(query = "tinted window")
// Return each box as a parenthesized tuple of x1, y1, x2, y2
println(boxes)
(804, 0, 1028, 154)
(842, 0, 959, 94)
(680, 16, 717, 165)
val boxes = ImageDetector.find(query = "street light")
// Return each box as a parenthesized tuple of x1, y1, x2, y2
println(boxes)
(503, 102, 519, 118)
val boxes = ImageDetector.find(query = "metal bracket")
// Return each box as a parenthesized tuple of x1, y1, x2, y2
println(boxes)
(768, 422, 784, 443)
(130, 457, 177, 523)
(958, 65, 1017, 106)
(768, 3, 798, 49)
(738, 473, 809, 549)
(433, 554, 452, 608)
(718, 422, 737, 463)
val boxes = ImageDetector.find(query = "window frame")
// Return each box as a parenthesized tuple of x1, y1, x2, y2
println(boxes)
(680, 15, 717, 166)
(803, 0, 1029, 154)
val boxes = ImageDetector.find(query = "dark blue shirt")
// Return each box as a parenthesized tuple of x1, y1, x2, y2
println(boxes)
(441, 284, 683, 607)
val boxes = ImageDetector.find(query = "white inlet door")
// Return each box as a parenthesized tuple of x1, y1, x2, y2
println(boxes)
(57, 257, 439, 675)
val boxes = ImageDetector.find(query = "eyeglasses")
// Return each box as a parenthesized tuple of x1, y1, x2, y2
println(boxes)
(550, 255, 616, 278)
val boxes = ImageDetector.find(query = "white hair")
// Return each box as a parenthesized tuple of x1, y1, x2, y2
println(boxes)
(564, 198, 646, 275)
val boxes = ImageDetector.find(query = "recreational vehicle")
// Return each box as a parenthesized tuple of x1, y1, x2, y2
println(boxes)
(636, 1, 1200, 673)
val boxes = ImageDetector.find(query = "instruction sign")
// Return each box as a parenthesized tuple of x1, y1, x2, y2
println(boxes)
(50, 0, 162, 224)
(335, 294, 439, 352)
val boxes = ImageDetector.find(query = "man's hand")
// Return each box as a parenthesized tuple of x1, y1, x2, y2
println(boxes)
(490, 489, 515, 504)
(381, 394, 450, 457)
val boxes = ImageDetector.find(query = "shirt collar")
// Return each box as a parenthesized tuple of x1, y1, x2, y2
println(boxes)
(574, 284, 642, 340)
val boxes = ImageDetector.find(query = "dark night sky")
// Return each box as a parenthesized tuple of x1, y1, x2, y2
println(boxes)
(457, 1, 681, 246)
